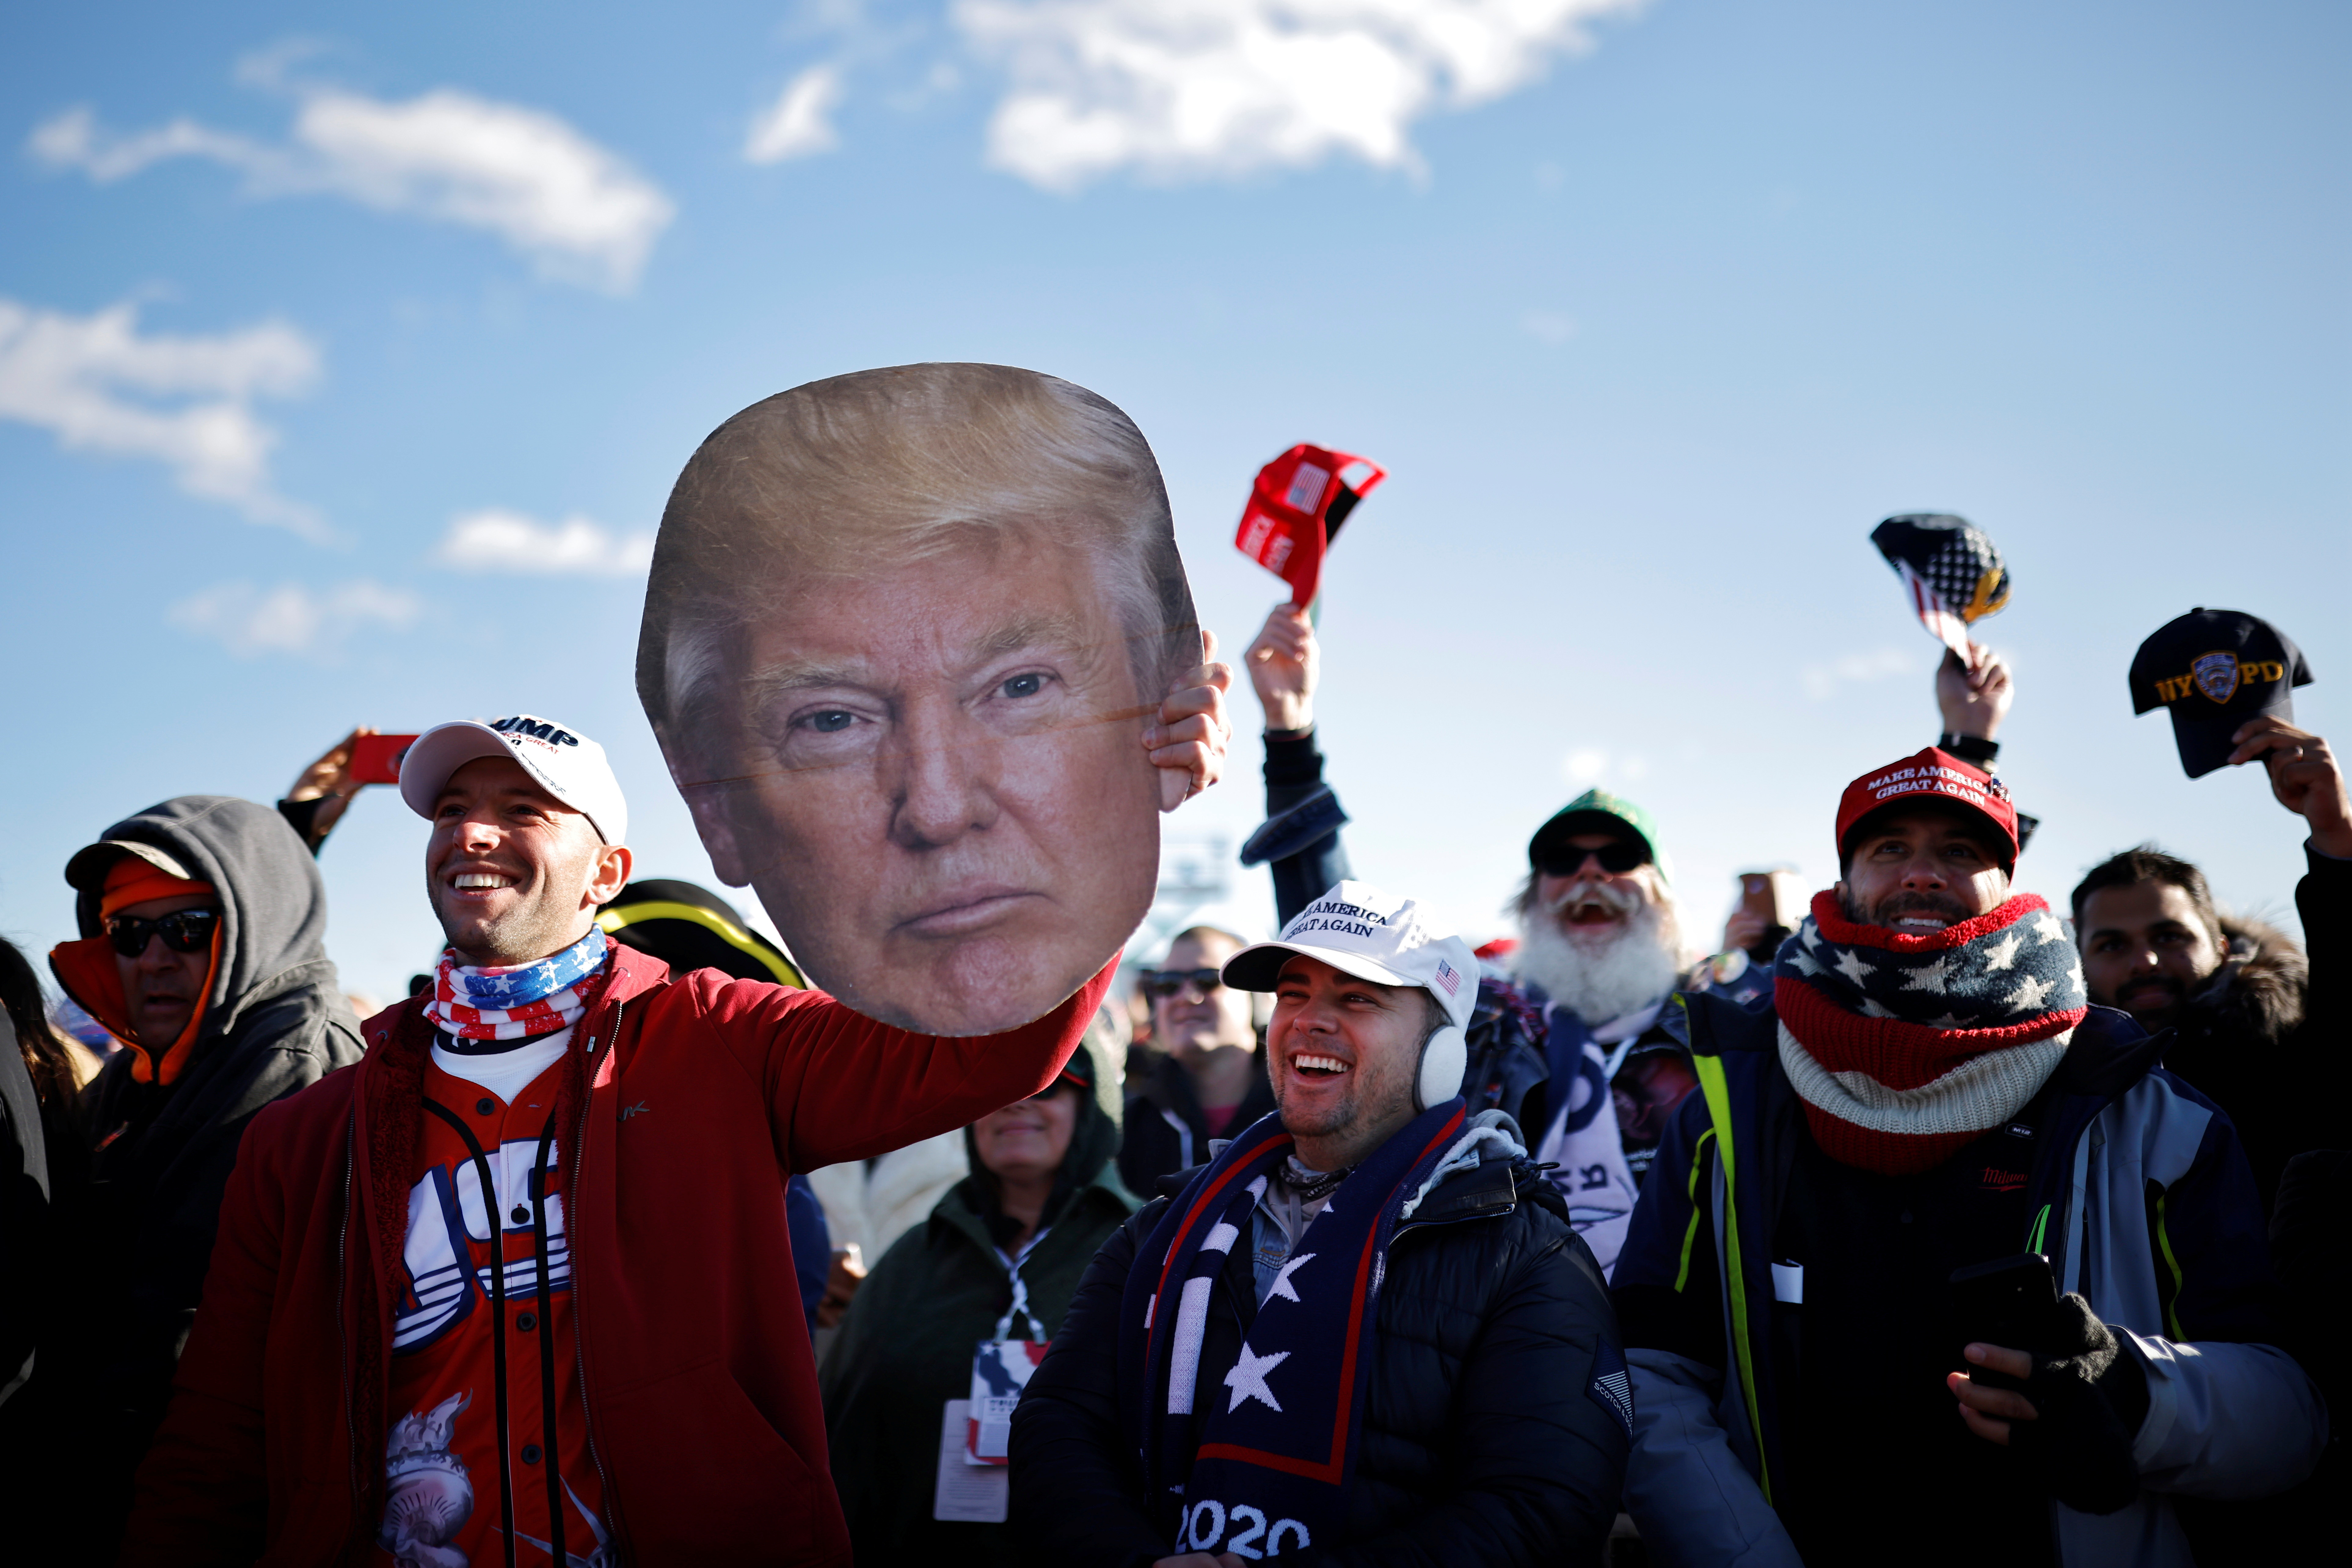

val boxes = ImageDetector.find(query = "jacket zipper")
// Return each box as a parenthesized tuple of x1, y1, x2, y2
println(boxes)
(571, 997, 623, 1554)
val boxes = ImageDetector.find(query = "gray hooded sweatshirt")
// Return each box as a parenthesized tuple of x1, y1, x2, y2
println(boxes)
(50, 796, 363, 1467)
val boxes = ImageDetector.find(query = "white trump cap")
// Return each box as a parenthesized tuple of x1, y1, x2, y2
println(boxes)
(1220, 880, 1477, 1035)
(399, 713, 629, 845)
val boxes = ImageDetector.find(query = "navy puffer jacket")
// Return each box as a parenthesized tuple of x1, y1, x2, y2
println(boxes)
(1010, 1146, 1630, 1567)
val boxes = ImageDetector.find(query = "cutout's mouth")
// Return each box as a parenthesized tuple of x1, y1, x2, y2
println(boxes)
(898, 888, 1041, 937)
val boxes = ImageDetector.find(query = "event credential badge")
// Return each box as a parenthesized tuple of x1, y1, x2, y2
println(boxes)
(966, 1339, 1050, 1465)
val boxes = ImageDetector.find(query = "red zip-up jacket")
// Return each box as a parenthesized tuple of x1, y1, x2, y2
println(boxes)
(122, 943, 1112, 1566)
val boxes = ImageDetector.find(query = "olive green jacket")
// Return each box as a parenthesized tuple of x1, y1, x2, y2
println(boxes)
(819, 1161, 1138, 1566)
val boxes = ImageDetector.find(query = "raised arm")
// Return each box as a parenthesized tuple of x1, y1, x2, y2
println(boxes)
(277, 727, 374, 855)
(699, 960, 1116, 1175)
(1241, 605, 1354, 927)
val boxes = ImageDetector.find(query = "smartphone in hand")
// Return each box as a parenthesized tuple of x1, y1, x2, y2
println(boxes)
(349, 733, 421, 786)
(1949, 1252, 2057, 1392)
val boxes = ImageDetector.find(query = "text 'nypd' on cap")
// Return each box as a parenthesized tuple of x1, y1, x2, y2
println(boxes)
(2128, 608, 2312, 779)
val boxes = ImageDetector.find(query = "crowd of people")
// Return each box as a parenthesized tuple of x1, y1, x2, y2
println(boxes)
(0, 582, 2340, 1567)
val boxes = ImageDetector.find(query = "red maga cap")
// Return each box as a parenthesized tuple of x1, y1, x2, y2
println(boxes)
(1233, 443, 1387, 608)
(1834, 747, 2020, 864)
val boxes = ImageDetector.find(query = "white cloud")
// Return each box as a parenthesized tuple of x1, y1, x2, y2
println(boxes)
(0, 296, 324, 535)
(170, 579, 420, 657)
(1800, 645, 1918, 702)
(953, 0, 1644, 190)
(32, 86, 674, 292)
(746, 65, 846, 163)
(433, 509, 654, 575)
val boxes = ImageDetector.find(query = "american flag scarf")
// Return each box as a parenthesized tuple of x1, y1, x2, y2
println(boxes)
(424, 927, 611, 1042)
(1774, 891, 2087, 1176)
(1117, 1098, 1469, 1559)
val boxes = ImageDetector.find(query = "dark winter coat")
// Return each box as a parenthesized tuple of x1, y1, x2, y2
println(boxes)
(1009, 1141, 1631, 1567)
(1118, 1046, 1278, 1194)
(2158, 844, 2347, 1212)
(33, 796, 362, 1559)
(820, 1022, 1138, 1567)
(0, 1006, 45, 1409)
(1613, 990, 2322, 1567)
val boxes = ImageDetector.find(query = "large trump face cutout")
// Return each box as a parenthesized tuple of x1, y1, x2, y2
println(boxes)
(637, 364, 1196, 1035)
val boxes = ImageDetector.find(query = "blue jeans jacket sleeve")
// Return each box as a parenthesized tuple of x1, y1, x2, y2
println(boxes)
(1625, 1350, 1801, 1568)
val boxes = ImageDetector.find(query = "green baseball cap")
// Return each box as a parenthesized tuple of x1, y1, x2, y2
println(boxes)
(1528, 788, 1668, 884)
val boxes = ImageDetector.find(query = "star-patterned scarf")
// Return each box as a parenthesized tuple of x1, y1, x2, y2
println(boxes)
(1775, 891, 2087, 1176)
(1117, 1098, 1468, 1560)
(423, 927, 611, 1043)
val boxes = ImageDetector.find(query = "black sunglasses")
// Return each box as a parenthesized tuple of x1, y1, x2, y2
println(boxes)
(1140, 968, 1225, 1000)
(1533, 840, 1649, 877)
(104, 907, 221, 957)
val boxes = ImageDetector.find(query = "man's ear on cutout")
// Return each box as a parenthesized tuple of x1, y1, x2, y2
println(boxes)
(659, 729, 750, 887)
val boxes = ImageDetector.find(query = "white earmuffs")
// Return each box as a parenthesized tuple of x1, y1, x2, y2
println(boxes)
(1415, 1024, 1468, 1113)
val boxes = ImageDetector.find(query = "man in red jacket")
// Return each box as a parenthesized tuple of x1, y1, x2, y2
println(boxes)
(123, 684, 1227, 1568)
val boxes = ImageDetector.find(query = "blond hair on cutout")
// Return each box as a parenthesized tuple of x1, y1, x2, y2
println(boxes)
(636, 362, 1198, 776)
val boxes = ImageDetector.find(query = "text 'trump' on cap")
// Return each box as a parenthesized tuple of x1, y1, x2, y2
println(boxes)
(399, 714, 629, 845)
(2128, 608, 2312, 780)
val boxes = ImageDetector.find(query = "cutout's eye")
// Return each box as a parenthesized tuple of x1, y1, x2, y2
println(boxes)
(803, 710, 857, 734)
(1001, 673, 1046, 699)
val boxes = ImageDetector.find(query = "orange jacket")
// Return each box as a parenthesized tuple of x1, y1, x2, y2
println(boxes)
(122, 944, 1110, 1566)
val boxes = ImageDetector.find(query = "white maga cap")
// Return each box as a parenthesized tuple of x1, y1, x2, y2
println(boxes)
(1220, 880, 1478, 1034)
(399, 713, 628, 846)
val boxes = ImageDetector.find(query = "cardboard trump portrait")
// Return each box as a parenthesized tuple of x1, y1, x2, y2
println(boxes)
(636, 363, 1200, 1035)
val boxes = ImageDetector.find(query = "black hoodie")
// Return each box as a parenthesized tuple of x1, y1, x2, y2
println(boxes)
(37, 795, 363, 1555)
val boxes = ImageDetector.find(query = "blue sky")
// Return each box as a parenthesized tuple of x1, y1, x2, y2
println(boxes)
(3, 0, 2345, 1006)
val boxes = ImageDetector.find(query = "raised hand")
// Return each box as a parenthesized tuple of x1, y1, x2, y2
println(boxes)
(1245, 603, 1318, 735)
(2229, 717, 2352, 857)
(285, 727, 374, 838)
(1937, 645, 2014, 742)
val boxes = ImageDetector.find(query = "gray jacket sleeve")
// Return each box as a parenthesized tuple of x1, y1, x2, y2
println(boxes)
(1624, 1349, 1802, 1568)
(2124, 1334, 2327, 1498)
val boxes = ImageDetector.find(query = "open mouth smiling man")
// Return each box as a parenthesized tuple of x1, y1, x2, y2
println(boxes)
(123, 697, 1226, 1568)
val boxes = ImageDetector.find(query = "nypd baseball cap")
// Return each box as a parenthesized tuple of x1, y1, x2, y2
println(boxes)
(2129, 609, 2312, 780)
(399, 714, 629, 845)
(1528, 788, 1668, 885)
(1219, 881, 1479, 1034)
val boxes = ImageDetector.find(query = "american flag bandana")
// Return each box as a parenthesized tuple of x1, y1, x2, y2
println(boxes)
(424, 927, 611, 1042)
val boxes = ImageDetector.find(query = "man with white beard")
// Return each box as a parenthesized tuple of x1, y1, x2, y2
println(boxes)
(1460, 790, 1706, 1276)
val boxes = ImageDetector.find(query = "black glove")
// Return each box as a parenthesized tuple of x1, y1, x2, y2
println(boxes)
(2007, 1293, 2151, 1515)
